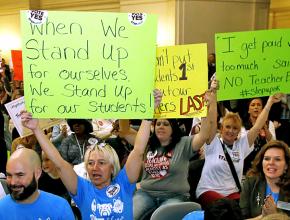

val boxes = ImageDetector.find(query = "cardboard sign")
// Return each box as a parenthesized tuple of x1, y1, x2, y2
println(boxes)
(216, 28, 290, 101)
(5, 97, 63, 137)
(154, 44, 208, 118)
(11, 50, 23, 81)
(20, 10, 157, 119)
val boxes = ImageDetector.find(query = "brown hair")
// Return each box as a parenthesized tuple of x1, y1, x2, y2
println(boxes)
(247, 140, 290, 194)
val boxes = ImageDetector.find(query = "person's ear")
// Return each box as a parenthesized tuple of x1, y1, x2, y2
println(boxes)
(35, 167, 42, 180)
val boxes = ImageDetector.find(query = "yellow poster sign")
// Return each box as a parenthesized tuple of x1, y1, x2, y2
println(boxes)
(154, 44, 208, 118)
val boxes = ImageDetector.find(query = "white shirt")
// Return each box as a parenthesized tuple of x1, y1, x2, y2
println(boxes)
(196, 134, 253, 197)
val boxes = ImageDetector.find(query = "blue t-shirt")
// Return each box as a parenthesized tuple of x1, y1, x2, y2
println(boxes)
(72, 168, 136, 220)
(0, 190, 74, 220)
(183, 210, 204, 220)
(266, 184, 279, 204)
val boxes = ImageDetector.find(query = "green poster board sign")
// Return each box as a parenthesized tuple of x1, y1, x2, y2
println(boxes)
(216, 28, 290, 101)
(21, 10, 157, 118)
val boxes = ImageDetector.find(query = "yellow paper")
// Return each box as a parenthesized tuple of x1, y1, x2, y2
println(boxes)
(154, 44, 208, 118)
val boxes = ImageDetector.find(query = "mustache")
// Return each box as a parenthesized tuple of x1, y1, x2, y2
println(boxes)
(9, 184, 24, 190)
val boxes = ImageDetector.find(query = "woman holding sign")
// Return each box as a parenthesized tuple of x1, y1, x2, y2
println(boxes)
(20, 90, 162, 220)
(119, 80, 218, 220)
(195, 93, 283, 208)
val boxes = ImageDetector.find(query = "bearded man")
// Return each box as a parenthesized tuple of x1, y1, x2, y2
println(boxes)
(0, 147, 74, 220)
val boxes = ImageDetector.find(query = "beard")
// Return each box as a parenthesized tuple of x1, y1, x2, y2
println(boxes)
(8, 175, 37, 201)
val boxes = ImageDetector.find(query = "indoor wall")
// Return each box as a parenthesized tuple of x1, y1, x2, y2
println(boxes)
(269, 0, 290, 28)
(176, 0, 270, 54)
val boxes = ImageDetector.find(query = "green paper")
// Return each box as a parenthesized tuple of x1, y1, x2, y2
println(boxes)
(216, 28, 290, 101)
(21, 11, 157, 118)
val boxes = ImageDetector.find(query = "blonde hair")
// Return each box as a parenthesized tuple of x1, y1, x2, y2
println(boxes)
(84, 143, 121, 178)
(221, 112, 242, 131)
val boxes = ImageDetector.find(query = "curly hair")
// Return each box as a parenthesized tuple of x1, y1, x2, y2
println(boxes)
(247, 140, 290, 194)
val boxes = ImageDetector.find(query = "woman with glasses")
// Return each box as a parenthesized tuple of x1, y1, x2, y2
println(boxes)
(119, 80, 218, 220)
(20, 90, 163, 220)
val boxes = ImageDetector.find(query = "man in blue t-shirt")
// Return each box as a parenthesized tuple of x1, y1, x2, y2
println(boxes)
(0, 148, 74, 220)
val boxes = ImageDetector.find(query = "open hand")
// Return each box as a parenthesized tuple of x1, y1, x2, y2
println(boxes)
(20, 111, 39, 131)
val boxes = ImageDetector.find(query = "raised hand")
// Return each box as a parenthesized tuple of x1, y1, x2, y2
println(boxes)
(205, 79, 218, 106)
(209, 78, 219, 93)
(262, 195, 277, 216)
(20, 111, 39, 131)
(153, 89, 162, 109)
(269, 93, 283, 104)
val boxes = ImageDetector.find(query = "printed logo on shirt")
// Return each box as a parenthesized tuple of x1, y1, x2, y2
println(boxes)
(98, 203, 113, 216)
(90, 198, 124, 218)
(112, 198, 124, 213)
(218, 154, 226, 161)
(106, 184, 120, 198)
(144, 150, 170, 179)
(232, 151, 240, 163)
(146, 150, 157, 159)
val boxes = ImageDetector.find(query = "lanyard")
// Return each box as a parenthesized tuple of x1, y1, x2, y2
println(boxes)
(75, 134, 86, 160)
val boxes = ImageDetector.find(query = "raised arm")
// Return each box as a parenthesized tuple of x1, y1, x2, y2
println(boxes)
(125, 120, 151, 183)
(191, 80, 218, 150)
(21, 111, 78, 195)
(124, 89, 162, 183)
(118, 89, 162, 146)
(247, 93, 283, 146)
(118, 119, 137, 146)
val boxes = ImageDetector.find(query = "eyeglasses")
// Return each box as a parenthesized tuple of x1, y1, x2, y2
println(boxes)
(156, 121, 170, 127)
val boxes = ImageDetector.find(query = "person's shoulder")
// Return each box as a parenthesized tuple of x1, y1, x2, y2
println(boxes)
(113, 167, 126, 180)
(0, 195, 12, 206)
(180, 135, 192, 141)
(61, 134, 74, 143)
(39, 190, 69, 203)
(235, 133, 249, 145)
(243, 176, 262, 186)
(112, 167, 132, 185)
